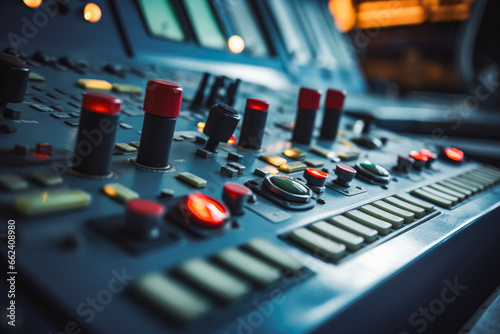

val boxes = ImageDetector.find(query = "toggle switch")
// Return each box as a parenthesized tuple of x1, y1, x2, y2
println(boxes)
(292, 87, 322, 145)
(202, 104, 240, 153)
(72, 92, 121, 177)
(334, 164, 356, 187)
(0, 52, 30, 113)
(238, 98, 269, 150)
(135, 79, 182, 169)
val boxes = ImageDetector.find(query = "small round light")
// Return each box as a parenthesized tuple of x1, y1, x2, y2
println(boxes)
(246, 98, 269, 111)
(445, 147, 464, 162)
(82, 92, 121, 114)
(227, 135, 236, 144)
(183, 193, 230, 228)
(84, 3, 102, 23)
(23, 0, 42, 8)
(228, 35, 245, 54)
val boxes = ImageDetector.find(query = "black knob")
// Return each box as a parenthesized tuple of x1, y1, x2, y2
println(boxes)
(72, 93, 121, 177)
(124, 199, 165, 240)
(238, 98, 269, 150)
(292, 87, 322, 145)
(190, 72, 210, 109)
(0, 52, 30, 113)
(320, 89, 346, 140)
(334, 164, 357, 187)
(203, 104, 241, 152)
(396, 155, 414, 173)
(225, 78, 241, 107)
(205, 75, 226, 107)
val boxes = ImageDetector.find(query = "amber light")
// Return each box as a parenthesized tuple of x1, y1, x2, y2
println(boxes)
(23, 0, 42, 8)
(185, 193, 229, 228)
(228, 35, 245, 54)
(84, 3, 102, 23)
(445, 148, 464, 162)
(227, 135, 236, 144)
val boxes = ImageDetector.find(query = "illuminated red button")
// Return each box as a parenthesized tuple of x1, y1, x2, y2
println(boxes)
(222, 183, 252, 215)
(303, 168, 328, 188)
(125, 199, 165, 240)
(143, 79, 182, 118)
(182, 193, 230, 228)
(410, 151, 428, 162)
(298, 87, 321, 110)
(444, 147, 464, 162)
(334, 164, 357, 187)
(325, 89, 346, 110)
(35, 142, 51, 157)
(336, 164, 356, 174)
(82, 92, 121, 114)
(420, 149, 437, 168)
(246, 98, 269, 111)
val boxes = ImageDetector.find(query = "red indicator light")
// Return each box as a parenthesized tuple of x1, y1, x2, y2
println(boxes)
(183, 193, 230, 228)
(127, 199, 165, 217)
(227, 135, 236, 144)
(35, 142, 52, 158)
(246, 98, 269, 111)
(143, 79, 182, 118)
(82, 92, 121, 114)
(410, 150, 428, 162)
(304, 168, 328, 179)
(420, 149, 436, 159)
(445, 147, 464, 162)
(297, 87, 322, 110)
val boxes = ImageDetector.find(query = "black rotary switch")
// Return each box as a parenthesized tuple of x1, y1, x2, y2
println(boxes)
(292, 87, 322, 145)
(0, 52, 30, 113)
(72, 93, 121, 177)
(320, 89, 346, 140)
(135, 79, 182, 169)
(203, 104, 241, 152)
(238, 98, 269, 150)
(334, 164, 357, 187)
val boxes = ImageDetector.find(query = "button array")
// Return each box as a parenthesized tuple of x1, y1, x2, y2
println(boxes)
(286, 191, 437, 262)
(133, 239, 306, 325)
(410, 167, 500, 208)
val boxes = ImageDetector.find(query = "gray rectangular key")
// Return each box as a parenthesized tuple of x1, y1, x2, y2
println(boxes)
(429, 184, 466, 201)
(245, 238, 303, 273)
(411, 189, 453, 209)
(328, 216, 378, 243)
(384, 196, 425, 218)
(359, 204, 404, 228)
(344, 210, 392, 235)
(310, 221, 364, 251)
(437, 181, 472, 197)
(371, 200, 414, 224)
(290, 228, 346, 261)
(421, 186, 459, 205)
(394, 193, 435, 213)
(445, 179, 479, 193)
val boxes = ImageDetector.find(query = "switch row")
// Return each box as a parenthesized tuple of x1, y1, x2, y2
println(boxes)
(132, 239, 306, 325)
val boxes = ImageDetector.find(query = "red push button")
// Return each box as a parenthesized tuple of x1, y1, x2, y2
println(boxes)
(420, 149, 437, 168)
(297, 87, 321, 110)
(246, 98, 269, 111)
(222, 183, 252, 215)
(182, 193, 230, 228)
(303, 168, 328, 189)
(125, 199, 165, 240)
(444, 147, 464, 163)
(334, 164, 357, 187)
(143, 79, 182, 118)
(127, 198, 165, 217)
(35, 142, 52, 157)
(82, 92, 121, 114)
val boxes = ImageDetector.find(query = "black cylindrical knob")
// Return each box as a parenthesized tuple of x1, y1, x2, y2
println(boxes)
(238, 98, 269, 150)
(303, 168, 328, 187)
(136, 79, 182, 168)
(0, 52, 30, 112)
(206, 75, 226, 107)
(203, 104, 241, 152)
(292, 87, 322, 145)
(420, 149, 437, 168)
(124, 199, 165, 240)
(222, 182, 252, 215)
(320, 89, 346, 140)
(73, 93, 121, 176)
(410, 151, 428, 171)
(396, 155, 414, 174)
(334, 164, 357, 187)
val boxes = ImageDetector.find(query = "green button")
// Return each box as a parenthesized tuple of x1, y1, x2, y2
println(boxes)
(114, 143, 137, 153)
(310, 145, 336, 159)
(269, 176, 308, 195)
(344, 210, 392, 235)
(245, 238, 304, 273)
(215, 248, 281, 286)
(112, 83, 143, 94)
(279, 161, 307, 173)
(177, 172, 207, 189)
(303, 158, 324, 168)
(394, 193, 435, 213)
(411, 189, 453, 209)
(310, 221, 364, 251)
(29, 170, 63, 187)
(371, 200, 414, 224)
(383, 196, 425, 218)
(15, 189, 92, 216)
(177, 258, 250, 303)
(103, 183, 139, 203)
(359, 161, 389, 176)
(134, 272, 211, 324)
(0, 174, 28, 191)
(328, 216, 378, 243)
(290, 228, 346, 261)
(359, 204, 404, 228)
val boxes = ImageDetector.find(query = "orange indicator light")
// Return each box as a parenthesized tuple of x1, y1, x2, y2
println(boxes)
(84, 3, 102, 23)
(184, 193, 230, 228)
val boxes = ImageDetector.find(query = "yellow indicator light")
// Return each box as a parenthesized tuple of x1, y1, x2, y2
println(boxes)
(42, 192, 49, 203)
(197, 122, 206, 130)
(283, 148, 306, 160)
(259, 154, 287, 167)
(84, 3, 102, 23)
(262, 166, 279, 176)
(23, 0, 42, 8)
(77, 78, 112, 90)
(228, 35, 245, 54)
